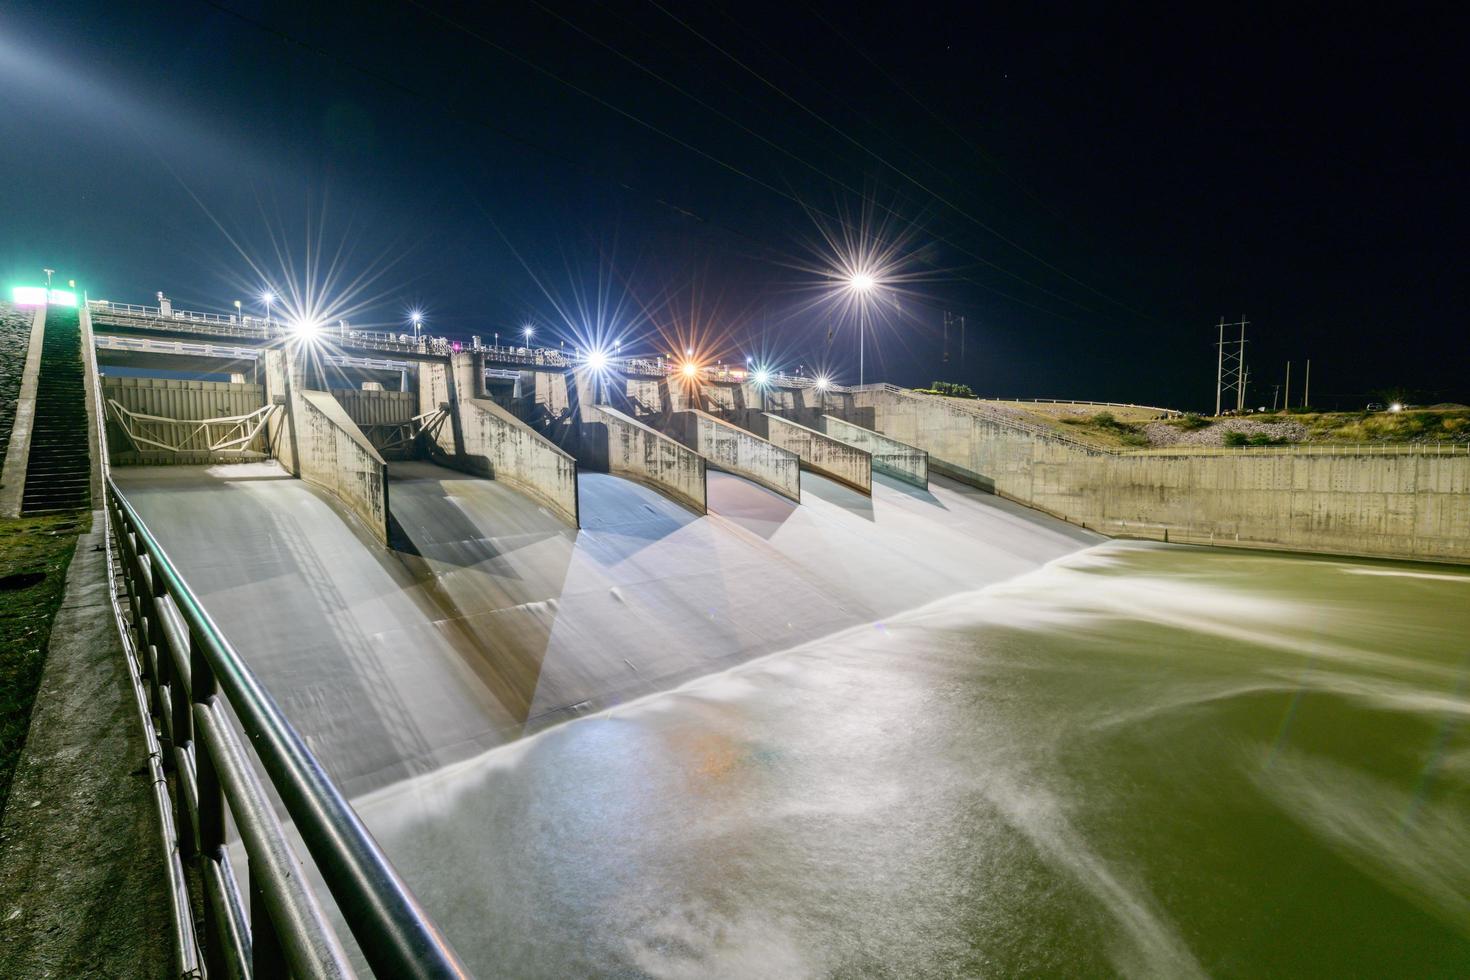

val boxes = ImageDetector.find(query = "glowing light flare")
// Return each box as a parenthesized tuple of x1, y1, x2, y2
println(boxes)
(260, 290, 276, 306)
(815, 375, 830, 391)
(1390, 402, 1403, 413)
(681, 361, 699, 378)
(11, 286, 48, 305)
(290, 318, 321, 339)
(584, 348, 609, 372)
(848, 271, 877, 293)
(752, 367, 772, 386)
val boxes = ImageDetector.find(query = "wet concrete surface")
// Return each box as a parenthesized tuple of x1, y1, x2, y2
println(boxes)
(112, 460, 1097, 799)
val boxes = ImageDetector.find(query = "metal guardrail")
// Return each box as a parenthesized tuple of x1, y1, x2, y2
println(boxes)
(1125, 441, 1470, 457)
(104, 481, 469, 978)
(981, 397, 1183, 417)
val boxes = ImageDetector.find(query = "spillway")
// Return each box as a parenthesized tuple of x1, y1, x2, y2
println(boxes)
(112, 461, 1095, 798)
(109, 460, 1470, 977)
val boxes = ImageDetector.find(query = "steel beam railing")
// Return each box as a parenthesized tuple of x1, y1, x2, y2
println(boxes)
(105, 478, 469, 978)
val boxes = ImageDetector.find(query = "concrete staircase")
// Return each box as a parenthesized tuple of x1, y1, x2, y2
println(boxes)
(21, 308, 91, 515)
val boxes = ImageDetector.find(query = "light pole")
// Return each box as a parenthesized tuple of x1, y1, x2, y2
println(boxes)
(847, 271, 876, 386)
(261, 290, 276, 330)
(233, 299, 242, 323)
(411, 312, 423, 345)
(523, 325, 533, 348)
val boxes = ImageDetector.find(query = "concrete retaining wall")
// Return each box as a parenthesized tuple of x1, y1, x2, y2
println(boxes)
(764, 413, 872, 494)
(333, 388, 416, 427)
(823, 415, 929, 488)
(0, 306, 52, 517)
(262, 349, 298, 474)
(851, 387, 1470, 563)
(295, 390, 390, 545)
(582, 403, 706, 513)
(457, 397, 580, 526)
(672, 409, 801, 502)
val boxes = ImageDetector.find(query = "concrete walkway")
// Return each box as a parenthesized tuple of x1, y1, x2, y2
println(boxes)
(0, 513, 169, 977)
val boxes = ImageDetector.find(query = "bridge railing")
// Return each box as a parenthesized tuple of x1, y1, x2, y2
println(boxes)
(104, 478, 468, 978)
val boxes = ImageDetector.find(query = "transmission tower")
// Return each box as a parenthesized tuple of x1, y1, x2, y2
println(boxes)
(1214, 316, 1249, 415)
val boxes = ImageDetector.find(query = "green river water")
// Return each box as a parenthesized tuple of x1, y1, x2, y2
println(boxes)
(363, 540, 1470, 977)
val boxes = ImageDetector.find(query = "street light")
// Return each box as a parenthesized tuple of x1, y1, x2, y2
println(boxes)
(523, 325, 533, 347)
(233, 299, 241, 323)
(260, 290, 276, 327)
(410, 310, 423, 343)
(847, 270, 877, 386)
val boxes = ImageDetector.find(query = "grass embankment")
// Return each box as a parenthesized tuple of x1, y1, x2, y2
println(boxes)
(958, 397, 1470, 449)
(1252, 408, 1470, 443)
(0, 514, 87, 817)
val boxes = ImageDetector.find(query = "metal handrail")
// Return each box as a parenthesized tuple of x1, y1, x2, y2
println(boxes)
(105, 478, 469, 978)
(981, 397, 1183, 417)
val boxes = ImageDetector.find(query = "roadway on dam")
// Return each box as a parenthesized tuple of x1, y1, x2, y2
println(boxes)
(111, 460, 1098, 799)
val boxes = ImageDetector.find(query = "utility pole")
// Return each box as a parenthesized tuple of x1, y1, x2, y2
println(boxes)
(1284, 361, 1291, 409)
(1303, 359, 1311, 409)
(1215, 317, 1224, 416)
(1237, 318, 1248, 412)
(1272, 384, 1281, 411)
(1214, 316, 1249, 415)
(942, 311, 967, 368)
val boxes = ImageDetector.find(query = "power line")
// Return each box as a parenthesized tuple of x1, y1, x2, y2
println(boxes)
(409, 0, 1102, 320)
(194, 0, 1090, 328)
(649, 0, 1156, 322)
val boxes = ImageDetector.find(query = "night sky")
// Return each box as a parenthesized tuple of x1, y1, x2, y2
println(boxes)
(2, 2, 1465, 409)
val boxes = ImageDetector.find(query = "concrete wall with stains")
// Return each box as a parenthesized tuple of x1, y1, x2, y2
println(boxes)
(822, 415, 929, 488)
(764, 413, 872, 494)
(581, 403, 706, 513)
(457, 397, 580, 527)
(849, 387, 1470, 563)
(669, 409, 800, 502)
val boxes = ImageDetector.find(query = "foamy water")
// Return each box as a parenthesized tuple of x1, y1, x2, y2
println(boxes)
(354, 542, 1470, 977)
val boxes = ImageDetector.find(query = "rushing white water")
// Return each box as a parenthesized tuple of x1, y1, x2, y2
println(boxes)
(353, 542, 1470, 977)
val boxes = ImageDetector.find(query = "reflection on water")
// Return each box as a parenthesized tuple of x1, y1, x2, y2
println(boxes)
(358, 541, 1470, 977)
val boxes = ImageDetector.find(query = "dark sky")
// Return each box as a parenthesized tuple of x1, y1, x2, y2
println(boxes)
(2, 1, 1465, 409)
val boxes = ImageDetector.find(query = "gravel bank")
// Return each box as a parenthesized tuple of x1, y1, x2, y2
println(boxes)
(1143, 418, 1308, 447)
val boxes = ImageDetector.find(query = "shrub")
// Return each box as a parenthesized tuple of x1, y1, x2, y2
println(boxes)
(928, 381, 977, 399)
(1091, 411, 1120, 429)
(1223, 430, 1249, 446)
(1176, 412, 1210, 430)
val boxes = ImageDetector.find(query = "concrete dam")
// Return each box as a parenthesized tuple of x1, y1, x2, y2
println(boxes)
(5, 298, 1468, 977)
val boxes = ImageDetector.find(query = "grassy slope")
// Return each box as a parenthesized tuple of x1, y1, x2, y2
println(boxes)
(1249, 408, 1470, 443)
(0, 514, 87, 817)
(964, 398, 1470, 448)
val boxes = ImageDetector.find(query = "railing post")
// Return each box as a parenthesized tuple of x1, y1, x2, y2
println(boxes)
(144, 547, 176, 773)
(250, 870, 289, 978)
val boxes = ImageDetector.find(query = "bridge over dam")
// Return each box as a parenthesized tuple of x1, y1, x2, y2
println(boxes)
(4, 296, 1467, 976)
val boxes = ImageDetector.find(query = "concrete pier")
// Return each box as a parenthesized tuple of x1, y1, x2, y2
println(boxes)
(765, 413, 872, 494)
(455, 397, 579, 527)
(823, 415, 929, 488)
(670, 409, 801, 503)
(581, 403, 707, 514)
